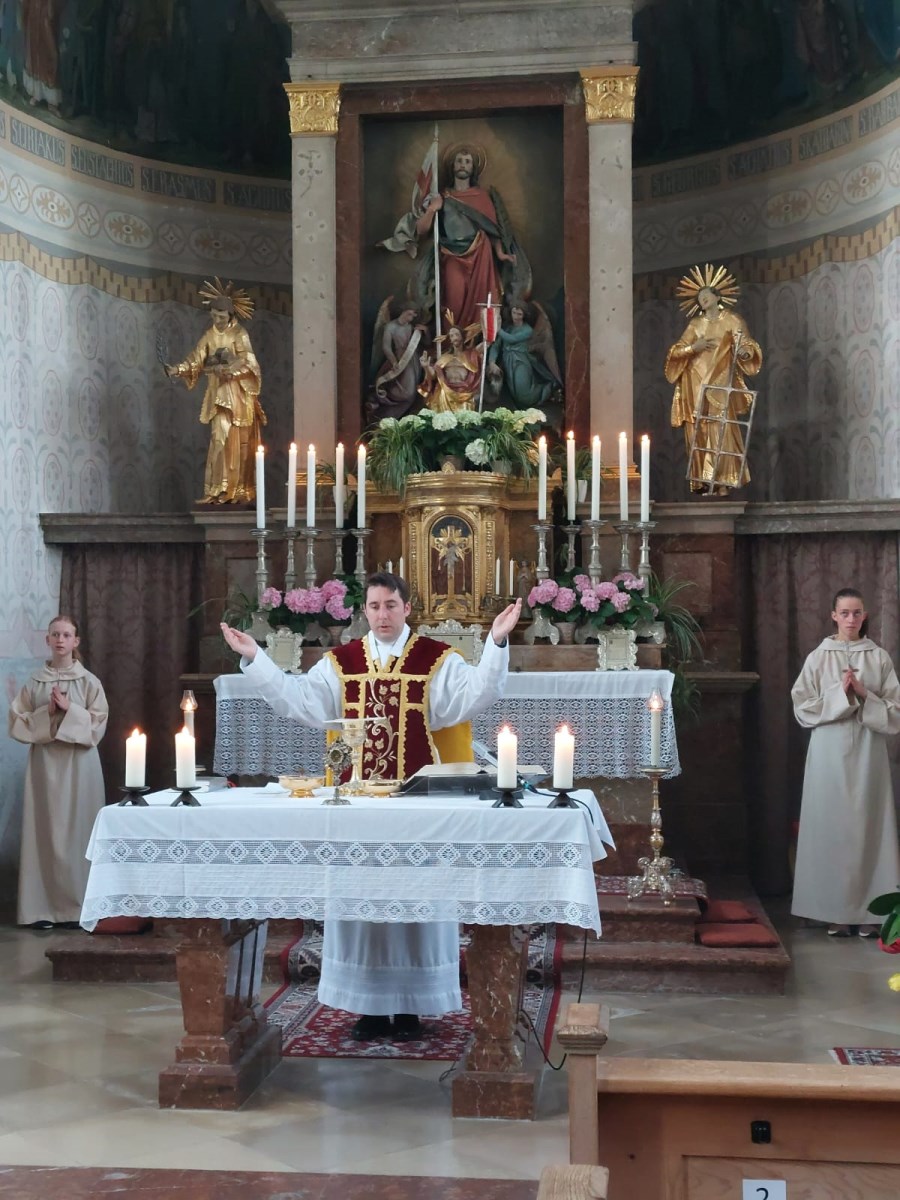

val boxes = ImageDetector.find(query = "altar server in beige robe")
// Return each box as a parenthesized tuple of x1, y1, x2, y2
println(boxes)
(791, 589, 900, 936)
(9, 616, 108, 928)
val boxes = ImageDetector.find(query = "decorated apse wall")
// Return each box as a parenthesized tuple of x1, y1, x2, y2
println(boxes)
(0, 98, 292, 906)
(634, 79, 900, 504)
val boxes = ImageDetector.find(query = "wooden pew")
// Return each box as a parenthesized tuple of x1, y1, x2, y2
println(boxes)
(557, 1002, 900, 1200)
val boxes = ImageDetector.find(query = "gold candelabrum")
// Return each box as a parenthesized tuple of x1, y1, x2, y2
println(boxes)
(626, 766, 674, 905)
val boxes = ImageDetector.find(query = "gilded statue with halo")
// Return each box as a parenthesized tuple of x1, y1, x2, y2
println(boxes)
(164, 278, 266, 505)
(665, 263, 762, 494)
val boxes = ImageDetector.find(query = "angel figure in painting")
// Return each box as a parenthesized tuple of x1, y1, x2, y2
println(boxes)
(487, 301, 563, 427)
(664, 264, 762, 494)
(164, 278, 266, 505)
(418, 314, 483, 414)
(380, 138, 531, 333)
(367, 299, 426, 421)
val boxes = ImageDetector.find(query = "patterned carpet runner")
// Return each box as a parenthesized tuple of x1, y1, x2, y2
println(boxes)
(265, 924, 562, 1062)
(831, 1047, 900, 1067)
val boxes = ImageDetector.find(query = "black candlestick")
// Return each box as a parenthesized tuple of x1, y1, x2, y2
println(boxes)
(118, 785, 150, 807)
(171, 786, 202, 807)
(491, 786, 523, 809)
(548, 787, 577, 809)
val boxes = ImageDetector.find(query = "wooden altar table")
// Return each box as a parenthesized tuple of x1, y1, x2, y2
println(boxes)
(81, 786, 611, 1119)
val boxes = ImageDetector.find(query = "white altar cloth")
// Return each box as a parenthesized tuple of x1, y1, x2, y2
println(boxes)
(213, 670, 680, 779)
(81, 787, 610, 935)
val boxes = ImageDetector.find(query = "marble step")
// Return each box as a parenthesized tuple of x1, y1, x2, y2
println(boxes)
(45, 930, 297, 985)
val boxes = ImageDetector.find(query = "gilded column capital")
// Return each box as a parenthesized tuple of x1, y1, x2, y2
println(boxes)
(284, 82, 342, 136)
(580, 67, 639, 124)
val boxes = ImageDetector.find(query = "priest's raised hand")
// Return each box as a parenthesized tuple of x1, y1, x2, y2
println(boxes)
(490, 597, 522, 646)
(221, 623, 258, 661)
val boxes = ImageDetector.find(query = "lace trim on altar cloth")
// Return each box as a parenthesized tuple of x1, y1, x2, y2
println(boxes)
(81, 892, 598, 929)
(214, 696, 681, 779)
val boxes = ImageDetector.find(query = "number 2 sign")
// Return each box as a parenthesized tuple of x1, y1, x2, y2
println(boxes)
(742, 1182, 787, 1200)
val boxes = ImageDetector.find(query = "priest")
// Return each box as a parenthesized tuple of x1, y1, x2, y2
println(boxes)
(221, 572, 521, 1042)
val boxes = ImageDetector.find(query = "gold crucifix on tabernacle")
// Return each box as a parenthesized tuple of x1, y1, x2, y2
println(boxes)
(432, 523, 472, 614)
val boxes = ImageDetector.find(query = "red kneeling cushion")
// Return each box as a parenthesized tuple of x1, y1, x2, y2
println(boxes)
(91, 916, 153, 934)
(697, 922, 779, 948)
(699, 899, 756, 924)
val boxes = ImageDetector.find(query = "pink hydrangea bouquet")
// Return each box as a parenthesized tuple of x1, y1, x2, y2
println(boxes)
(526, 578, 580, 623)
(258, 574, 362, 634)
(571, 572, 657, 631)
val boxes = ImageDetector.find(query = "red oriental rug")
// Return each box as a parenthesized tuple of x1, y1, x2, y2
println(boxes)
(264, 924, 562, 1062)
(831, 1047, 900, 1067)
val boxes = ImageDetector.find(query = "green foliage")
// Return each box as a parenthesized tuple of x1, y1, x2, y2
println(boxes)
(364, 407, 544, 495)
(646, 574, 703, 665)
(868, 891, 900, 946)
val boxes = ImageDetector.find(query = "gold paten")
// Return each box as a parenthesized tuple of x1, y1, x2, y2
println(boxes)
(580, 67, 639, 124)
(284, 82, 341, 136)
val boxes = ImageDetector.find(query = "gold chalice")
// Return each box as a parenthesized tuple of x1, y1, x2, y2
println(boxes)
(323, 717, 390, 803)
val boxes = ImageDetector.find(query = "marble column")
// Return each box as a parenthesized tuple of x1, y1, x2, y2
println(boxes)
(284, 82, 341, 454)
(581, 67, 639, 467)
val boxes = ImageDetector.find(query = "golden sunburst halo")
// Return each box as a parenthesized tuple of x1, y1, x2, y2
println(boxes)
(676, 263, 740, 317)
(198, 276, 255, 323)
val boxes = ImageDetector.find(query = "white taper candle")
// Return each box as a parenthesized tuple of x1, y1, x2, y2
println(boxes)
(286, 442, 297, 529)
(618, 432, 628, 521)
(591, 436, 601, 522)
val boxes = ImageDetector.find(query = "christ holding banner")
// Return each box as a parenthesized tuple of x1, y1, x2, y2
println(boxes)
(379, 135, 530, 336)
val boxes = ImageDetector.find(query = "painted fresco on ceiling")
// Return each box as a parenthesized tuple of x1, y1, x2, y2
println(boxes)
(0, 2, 897, 177)
(0, 0, 291, 174)
(633, 0, 900, 164)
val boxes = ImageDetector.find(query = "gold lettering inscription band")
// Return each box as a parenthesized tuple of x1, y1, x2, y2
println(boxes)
(580, 67, 639, 124)
(284, 82, 342, 136)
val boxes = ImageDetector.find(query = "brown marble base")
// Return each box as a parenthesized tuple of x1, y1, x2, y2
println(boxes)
(159, 1023, 282, 1110)
(451, 924, 538, 1120)
(44, 928, 296, 984)
(0, 1166, 539, 1199)
(158, 918, 281, 1110)
(451, 1069, 538, 1120)
(558, 937, 789, 995)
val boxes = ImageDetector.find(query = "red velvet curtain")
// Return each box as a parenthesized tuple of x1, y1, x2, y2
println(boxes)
(738, 532, 900, 894)
(60, 544, 204, 801)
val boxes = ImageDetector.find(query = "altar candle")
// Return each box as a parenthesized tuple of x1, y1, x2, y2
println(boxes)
(357, 445, 367, 528)
(335, 442, 345, 527)
(175, 726, 196, 788)
(124, 728, 146, 788)
(553, 724, 574, 790)
(386, 560, 393, 573)
(495, 556, 501, 595)
(496, 725, 517, 789)
(180, 690, 197, 737)
(306, 444, 316, 527)
(286, 442, 297, 529)
(509, 559, 515, 595)
(255, 445, 265, 530)
(566, 434, 580, 523)
(399, 555, 404, 579)
(648, 688, 664, 767)
(640, 435, 650, 524)
(537, 436, 547, 521)
(591, 436, 601, 522)
(618, 432, 628, 521)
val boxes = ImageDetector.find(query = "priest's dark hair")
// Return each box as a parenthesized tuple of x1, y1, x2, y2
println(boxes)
(365, 571, 409, 604)
(831, 587, 868, 637)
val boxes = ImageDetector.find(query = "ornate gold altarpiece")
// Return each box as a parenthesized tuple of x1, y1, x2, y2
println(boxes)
(403, 470, 510, 624)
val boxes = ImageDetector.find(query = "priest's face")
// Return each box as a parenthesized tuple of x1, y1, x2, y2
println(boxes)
(365, 585, 411, 643)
